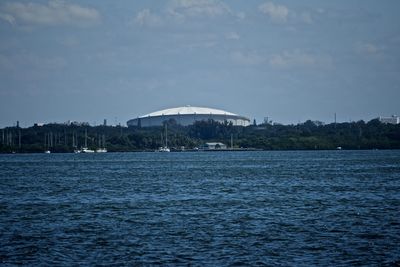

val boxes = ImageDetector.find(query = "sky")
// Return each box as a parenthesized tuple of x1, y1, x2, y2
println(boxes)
(0, 0, 399, 127)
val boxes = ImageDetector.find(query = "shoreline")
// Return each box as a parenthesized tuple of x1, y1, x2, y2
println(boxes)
(0, 148, 394, 154)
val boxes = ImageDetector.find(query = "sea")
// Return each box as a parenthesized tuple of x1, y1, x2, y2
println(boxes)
(0, 150, 399, 266)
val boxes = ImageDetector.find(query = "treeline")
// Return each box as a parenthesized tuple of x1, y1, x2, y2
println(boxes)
(0, 119, 399, 153)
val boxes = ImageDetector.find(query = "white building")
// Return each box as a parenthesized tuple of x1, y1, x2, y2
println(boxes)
(127, 106, 251, 127)
(379, 115, 400, 125)
(201, 142, 227, 150)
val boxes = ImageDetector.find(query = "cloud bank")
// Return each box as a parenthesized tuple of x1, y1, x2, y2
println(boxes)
(0, 1, 100, 27)
(258, 2, 289, 23)
(167, 0, 231, 19)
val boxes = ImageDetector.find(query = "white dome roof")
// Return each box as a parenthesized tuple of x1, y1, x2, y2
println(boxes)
(140, 106, 238, 118)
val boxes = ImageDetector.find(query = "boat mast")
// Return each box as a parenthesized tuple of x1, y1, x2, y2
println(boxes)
(165, 124, 168, 147)
(18, 129, 21, 149)
(85, 129, 88, 148)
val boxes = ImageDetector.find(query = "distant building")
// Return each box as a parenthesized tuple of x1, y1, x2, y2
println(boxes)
(69, 121, 90, 126)
(379, 115, 400, 125)
(48, 121, 91, 126)
(311, 120, 325, 126)
(263, 117, 272, 125)
(201, 142, 227, 150)
(127, 106, 250, 127)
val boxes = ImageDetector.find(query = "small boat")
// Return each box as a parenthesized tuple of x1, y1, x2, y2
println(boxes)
(44, 150, 51, 154)
(78, 129, 95, 153)
(96, 148, 107, 153)
(158, 146, 170, 152)
(81, 147, 95, 153)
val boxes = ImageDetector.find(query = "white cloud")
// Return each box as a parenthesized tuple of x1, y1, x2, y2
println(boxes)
(258, 2, 315, 25)
(167, 0, 231, 19)
(258, 2, 289, 23)
(225, 31, 240, 40)
(135, 9, 162, 27)
(231, 51, 265, 66)
(355, 42, 382, 55)
(269, 50, 331, 69)
(230, 50, 331, 68)
(0, 1, 100, 27)
(236, 12, 246, 20)
(0, 13, 15, 25)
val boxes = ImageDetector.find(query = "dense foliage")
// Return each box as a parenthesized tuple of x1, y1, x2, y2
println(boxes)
(1, 119, 399, 153)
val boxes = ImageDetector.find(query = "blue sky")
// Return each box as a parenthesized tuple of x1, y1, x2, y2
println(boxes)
(0, 0, 399, 127)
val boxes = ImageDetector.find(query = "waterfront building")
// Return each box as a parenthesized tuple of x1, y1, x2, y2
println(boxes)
(379, 115, 400, 125)
(127, 106, 250, 127)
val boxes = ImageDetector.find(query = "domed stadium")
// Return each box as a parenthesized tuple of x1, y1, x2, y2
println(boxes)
(127, 106, 250, 127)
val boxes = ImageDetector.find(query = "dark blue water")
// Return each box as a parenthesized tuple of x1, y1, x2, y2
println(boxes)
(0, 151, 399, 266)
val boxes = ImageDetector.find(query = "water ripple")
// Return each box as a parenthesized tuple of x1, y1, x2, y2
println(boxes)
(0, 151, 399, 265)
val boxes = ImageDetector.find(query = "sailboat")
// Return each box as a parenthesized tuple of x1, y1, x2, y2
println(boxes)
(158, 124, 170, 152)
(44, 132, 51, 153)
(72, 131, 81, 153)
(95, 134, 107, 153)
(81, 129, 94, 153)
